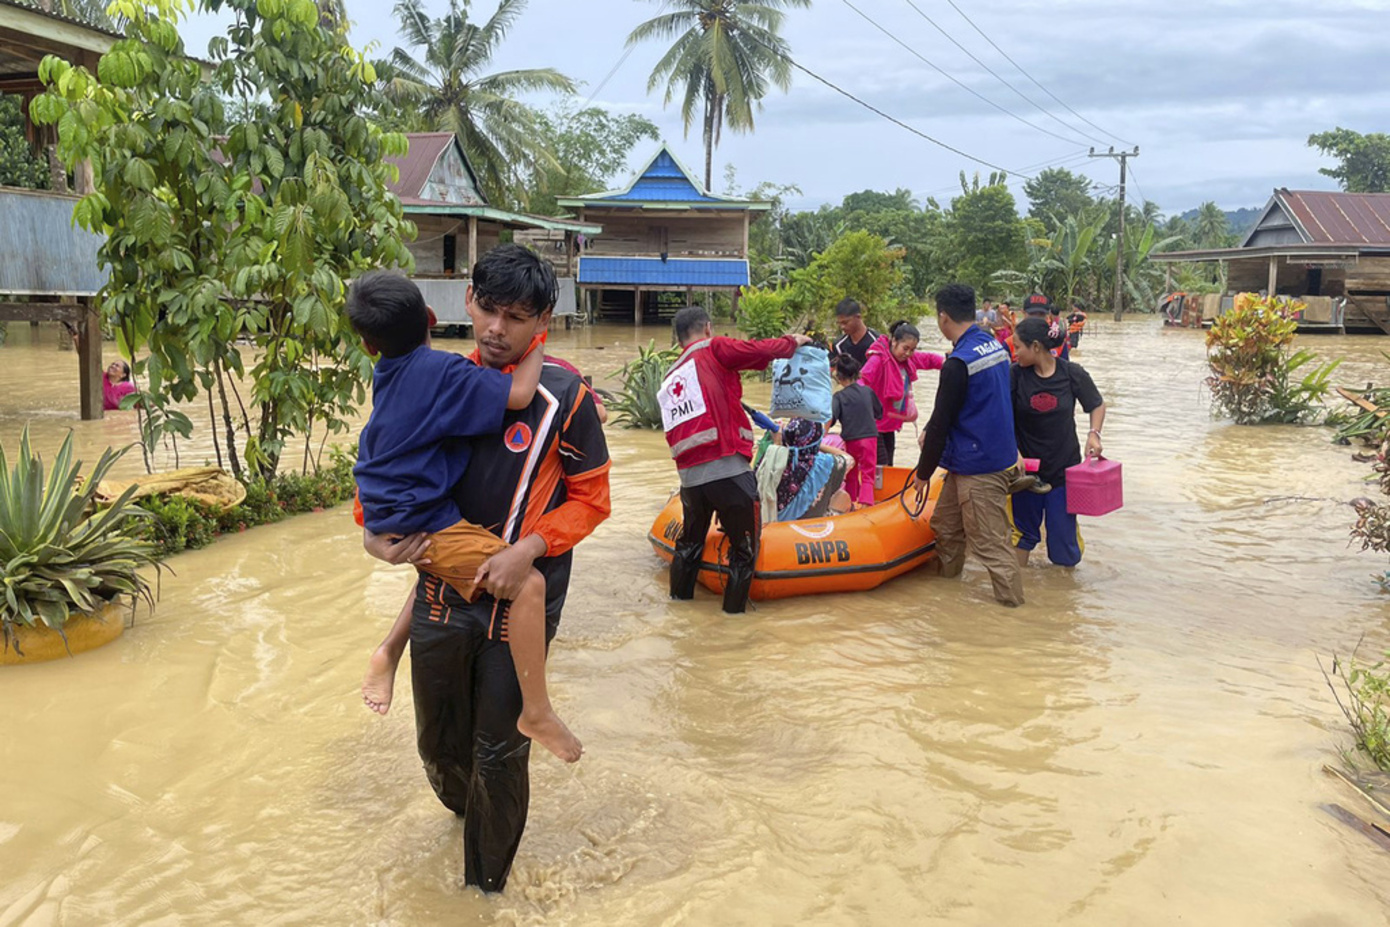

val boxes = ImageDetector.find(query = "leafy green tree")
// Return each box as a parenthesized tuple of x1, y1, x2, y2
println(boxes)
(839, 193, 946, 299)
(1309, 128, 1390, 193)
(1022, 167, 1093, 234)
(942, 174, 1027, 294)
(627, 0, 810, 192)
(525, 104, 660, 216)
(34, 0, 415, 479)
(842, 188, 917, 214)
(787, 229, 905, 332)
(385, 0, 575, 208)
(0, 94, 47, 189)
(780, 204, 844, 268)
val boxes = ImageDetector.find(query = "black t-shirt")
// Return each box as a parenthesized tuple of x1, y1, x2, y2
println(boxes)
(447, 359, 610, 632)
(830, 382, 884, 441)
(1010, 358, 1103, 485)
(832, 328, 880, 370)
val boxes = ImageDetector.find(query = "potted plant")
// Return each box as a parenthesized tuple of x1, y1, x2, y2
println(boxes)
(1, 427, 160, 665)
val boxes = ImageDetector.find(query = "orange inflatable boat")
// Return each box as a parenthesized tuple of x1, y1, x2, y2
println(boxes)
(648, 467, 942, 601)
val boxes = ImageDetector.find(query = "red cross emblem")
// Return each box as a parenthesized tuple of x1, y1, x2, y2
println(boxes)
(672, 380, 685, 398)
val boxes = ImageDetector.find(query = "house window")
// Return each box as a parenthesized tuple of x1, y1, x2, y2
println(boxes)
(443, 235, 457, 275)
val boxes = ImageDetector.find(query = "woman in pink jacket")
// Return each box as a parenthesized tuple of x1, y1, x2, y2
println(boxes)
(859, 320, 945, 475)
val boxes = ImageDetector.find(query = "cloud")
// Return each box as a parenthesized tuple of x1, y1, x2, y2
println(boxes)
(175, 0, 1390, 214)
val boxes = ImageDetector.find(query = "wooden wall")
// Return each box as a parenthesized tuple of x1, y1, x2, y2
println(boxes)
(405, 215, 502, 276)
(1224, 255, 1390, 330)
(581, 211, 747, 258)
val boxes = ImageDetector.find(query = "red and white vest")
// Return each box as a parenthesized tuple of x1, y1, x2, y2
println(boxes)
(658, 339, 756, 470)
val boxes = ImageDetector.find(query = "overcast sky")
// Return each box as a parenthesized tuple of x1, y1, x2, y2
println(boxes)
(179, 0, 1390, 216)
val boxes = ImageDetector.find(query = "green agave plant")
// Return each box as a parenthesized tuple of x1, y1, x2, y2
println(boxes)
(611, 341, 680, 429)
(0, 426, 160, 655)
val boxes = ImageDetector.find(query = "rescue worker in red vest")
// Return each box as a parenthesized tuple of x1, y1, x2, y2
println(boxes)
(660, 306, 812, 613)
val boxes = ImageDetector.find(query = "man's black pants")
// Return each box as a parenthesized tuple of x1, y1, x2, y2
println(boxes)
(670, 470, 759, 613)
(410, 575, 537, 893)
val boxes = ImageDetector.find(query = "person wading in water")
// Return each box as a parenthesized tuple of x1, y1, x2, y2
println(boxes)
(660, 306, 811, 614)
(360, 245, 611, 893)
(911, 284, 1025, 607)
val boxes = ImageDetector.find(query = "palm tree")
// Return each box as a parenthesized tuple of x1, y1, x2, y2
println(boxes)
(627, 0, 810, 192)
(1193, 201, 1231, 249)
(386, 0, 575, 207)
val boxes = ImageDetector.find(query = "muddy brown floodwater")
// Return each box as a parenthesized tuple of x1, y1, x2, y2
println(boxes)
(2, 319, 1389, 926)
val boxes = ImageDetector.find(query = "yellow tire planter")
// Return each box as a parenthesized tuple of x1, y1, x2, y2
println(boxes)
(0, 602, 130, 666)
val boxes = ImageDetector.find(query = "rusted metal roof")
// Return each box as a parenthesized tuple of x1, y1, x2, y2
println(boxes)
(384, 133, 487, 205)
(1278, 189, 1390, 246)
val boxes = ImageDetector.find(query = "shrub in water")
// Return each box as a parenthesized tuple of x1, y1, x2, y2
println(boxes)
(1205, 293, 1339, 424)
(611, 341, 680, 430)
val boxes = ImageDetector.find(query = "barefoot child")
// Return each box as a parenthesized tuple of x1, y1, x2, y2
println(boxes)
(348, 270, 581, 763)
(826, 354, 882, 508)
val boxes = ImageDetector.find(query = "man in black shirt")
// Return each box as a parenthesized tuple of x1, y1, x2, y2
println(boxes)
(830, 298, 879, 369)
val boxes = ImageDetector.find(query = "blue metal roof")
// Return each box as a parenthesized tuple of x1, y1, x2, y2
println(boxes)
(610, 151, 722, 203)
(578, 257, 749, 288)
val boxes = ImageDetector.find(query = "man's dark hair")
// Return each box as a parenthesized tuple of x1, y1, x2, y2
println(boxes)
(673, 306, 711, 344)
(346, 271, 429, 358)
(835, 298, 862, 318)
(934, 283, 977, 323)
(471, 243, 558, 317)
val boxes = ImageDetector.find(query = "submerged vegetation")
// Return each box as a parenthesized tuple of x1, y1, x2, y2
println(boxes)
(1205, 294, 1339, 425)
(611, 342, 680, 430)
(0, 428, 158, 653)
(134, 446, 357, 557)
(1322, 644, 1390, 774)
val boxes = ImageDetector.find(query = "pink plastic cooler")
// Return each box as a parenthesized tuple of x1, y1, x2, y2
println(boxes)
(1065, 456, 1123, 516)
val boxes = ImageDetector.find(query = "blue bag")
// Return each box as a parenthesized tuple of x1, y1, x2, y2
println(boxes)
(769, 345, 832, 423)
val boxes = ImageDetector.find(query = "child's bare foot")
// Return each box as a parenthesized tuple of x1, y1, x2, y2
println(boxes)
(362, 647, 397, 716)
(518, 707, 583, 763)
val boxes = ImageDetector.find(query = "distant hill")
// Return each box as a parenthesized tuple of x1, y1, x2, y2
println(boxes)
(1175, 206, 1263, 238)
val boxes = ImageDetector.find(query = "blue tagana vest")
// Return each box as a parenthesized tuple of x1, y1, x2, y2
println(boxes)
(941, 325, 1017, 475)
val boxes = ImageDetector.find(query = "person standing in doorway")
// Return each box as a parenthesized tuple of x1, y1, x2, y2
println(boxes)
(830, 298, 880, 369)
(911, 284, 1025, 607)
(660, 306, 811, 613)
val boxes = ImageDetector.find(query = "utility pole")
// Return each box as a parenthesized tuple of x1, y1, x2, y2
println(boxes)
(1090, 147, 1139, 322)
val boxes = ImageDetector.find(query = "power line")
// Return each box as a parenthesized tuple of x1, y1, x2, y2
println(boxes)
(898, 0, 1109, 147)
(839, 0, 1091, 148)
(739, 28, 1036, 180)
(584, 0, 672, 107)
(942, 0, 1135, 148)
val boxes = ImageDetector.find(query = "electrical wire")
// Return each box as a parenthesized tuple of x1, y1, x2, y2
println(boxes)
(898, 0, 1109, 147)
(584, 0, 673, 107)
(839, 0, 1091, 148)
(941, 0, 1135, 148)
(739, 27, 1036, 179)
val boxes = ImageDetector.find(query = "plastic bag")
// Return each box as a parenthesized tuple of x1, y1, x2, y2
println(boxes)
(770, 346, 832, 422)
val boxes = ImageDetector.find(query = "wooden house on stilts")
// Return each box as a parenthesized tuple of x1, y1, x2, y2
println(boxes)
(557, 144, 768, 325)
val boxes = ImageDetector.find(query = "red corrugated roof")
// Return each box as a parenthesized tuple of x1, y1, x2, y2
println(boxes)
(385, 133, 455, 200)
(1279, 189, 1390, 246)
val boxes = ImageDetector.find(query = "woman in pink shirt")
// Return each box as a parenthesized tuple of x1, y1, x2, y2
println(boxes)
(102, 360, 136, 411)
(859, 320, 945, 474)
